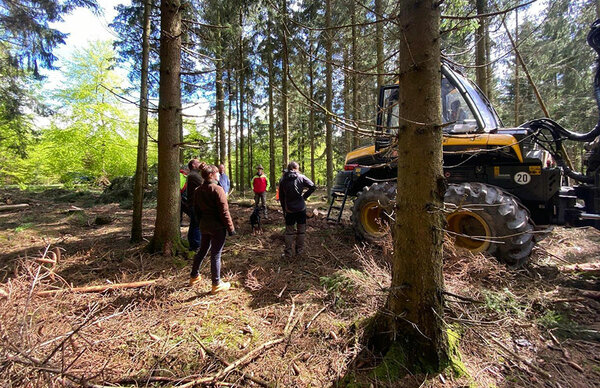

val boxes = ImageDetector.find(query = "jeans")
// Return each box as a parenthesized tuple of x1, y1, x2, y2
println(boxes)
(188, 212, 201, 251)
(190, 228, 227, 285)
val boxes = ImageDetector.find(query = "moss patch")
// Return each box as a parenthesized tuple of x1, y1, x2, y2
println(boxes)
(372, 342, 408, 381)
(447, 327, 469, 378)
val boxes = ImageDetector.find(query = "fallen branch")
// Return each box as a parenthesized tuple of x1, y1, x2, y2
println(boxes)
(559, 262, 600, 275)
(191, 333, 270, 387)
(36, 280, 156, 297)
(209, 338, 285, 384)
(575, 289, 600, 301)
(284, 297, 296, 336)
(443, 290, 484, 304)
(488, 336, 552, 379)
(178, 338, 285, 388)
(322, 244, 347, 268)
(0, 203, 29, 212)
(305, 304, 330, 330)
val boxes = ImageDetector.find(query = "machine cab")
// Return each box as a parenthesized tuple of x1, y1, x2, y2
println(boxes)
(375, 63, 502, 150)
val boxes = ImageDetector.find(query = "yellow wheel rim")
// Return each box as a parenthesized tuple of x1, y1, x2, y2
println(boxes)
(360, 201, 388, 237)
(446, 210, 491, 252)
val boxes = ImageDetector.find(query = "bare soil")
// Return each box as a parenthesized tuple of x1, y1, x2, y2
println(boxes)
(0, 187, 598, 387)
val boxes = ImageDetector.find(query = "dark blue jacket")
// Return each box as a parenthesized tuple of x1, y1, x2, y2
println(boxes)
(279, 171, 316, 213)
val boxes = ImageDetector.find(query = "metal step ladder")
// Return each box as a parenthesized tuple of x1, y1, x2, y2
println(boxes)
(326, 178, 351, 223)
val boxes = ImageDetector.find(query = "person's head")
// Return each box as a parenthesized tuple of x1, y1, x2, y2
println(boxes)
(451, 100, 460, 112)
(256, 164, 264, 175)
(188, 158, 201, 171)
(201, 164, 219, 181)
(287, 161, 299, 172)
(218, 164, 225, 174)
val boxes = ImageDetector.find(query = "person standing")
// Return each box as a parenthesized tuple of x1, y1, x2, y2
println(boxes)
(218, 164, 231, 195)
(186, 159, 204, 251)
(279, 161, 316, 259)
(189, 164, 236, 294)
(251, 164, 270, 218)
(179, 166, 189, 224)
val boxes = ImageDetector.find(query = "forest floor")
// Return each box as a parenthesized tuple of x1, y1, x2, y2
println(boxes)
(0, 186, 599, 387)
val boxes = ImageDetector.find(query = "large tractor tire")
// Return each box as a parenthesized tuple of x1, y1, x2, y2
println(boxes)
(444, 182, 535, 267)
(351, 182, 396, 242)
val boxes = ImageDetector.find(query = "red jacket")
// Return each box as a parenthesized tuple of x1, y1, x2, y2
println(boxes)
(251, 174, 270, 193)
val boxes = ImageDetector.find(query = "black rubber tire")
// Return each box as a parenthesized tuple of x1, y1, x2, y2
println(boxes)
(350, 182, 396, 243)
(444, 182, 534, 267)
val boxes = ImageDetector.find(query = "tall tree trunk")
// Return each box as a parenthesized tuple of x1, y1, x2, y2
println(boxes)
(268, 53, 276, 191)
(239, 9, 245, 192)
(131, 0, 152, 243)
(281, 0, 289, 170)
(475, 0, 488, 97)
(248, 96, 253, 181)
(343, 47, 351, 154)
(309, 38, 316, 183)
(235, 92, 240, 190)
(485, 20, 492, 101)
(214, 124, 219, 164)
(352, 0, 359, 148)
(514, 8, 520, 126)
(227, 70, 233, 181)
(216, 12, 226, 165)
(385, 0, 449, 370)
(300, 122, 305, 171)
(150, 0, 185, 255)
(325, 0, 334, 193)
(375, 0, 384, 91)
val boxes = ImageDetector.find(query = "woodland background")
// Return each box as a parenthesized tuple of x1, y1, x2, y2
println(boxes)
(1, 0, 598, 192)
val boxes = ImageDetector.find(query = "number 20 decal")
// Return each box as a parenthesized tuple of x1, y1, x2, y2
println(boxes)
(514, 172, 531, 185)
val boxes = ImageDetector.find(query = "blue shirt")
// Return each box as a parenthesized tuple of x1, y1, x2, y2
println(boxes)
(218, 173, 230, 194)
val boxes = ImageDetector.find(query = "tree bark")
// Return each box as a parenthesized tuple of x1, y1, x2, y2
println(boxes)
(385, 0, 449, 370)
(309, 35, 316, 183)
(150, 0, 185, 255)
(268, 52, 276, 191)
(514, 8, 520, 126)
(239, 9, 245, 192)
(131, 0, 152, 243)
(325, 0, 334, 193)
(227, 70, 233, 181)
(375, 0, 384, 91)
(281, 0, 290, 170)
(352, 0, 359, 149)
(216, 11, 226, 165)
(475, 0, 488, 97)
(343, 47, 352, 154)
(248, 96, 253, 181)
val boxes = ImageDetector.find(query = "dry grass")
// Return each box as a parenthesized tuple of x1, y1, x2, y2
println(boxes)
(0, 187, 598, 387)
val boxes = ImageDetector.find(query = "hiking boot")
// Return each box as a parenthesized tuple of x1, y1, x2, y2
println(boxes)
(210, 281, 231, 295)
(189, 275, 201, 286)
(281, 253, 293, 261)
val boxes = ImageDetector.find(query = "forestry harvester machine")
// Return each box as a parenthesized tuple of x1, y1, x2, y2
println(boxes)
(327, 20, 600, 266)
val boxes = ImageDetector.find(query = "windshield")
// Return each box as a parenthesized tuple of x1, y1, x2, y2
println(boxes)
(381, 74, 480, 135)
(451, 70, 501, 131)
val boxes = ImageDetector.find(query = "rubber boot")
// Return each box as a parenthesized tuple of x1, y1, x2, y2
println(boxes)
(284, 224, 295, 258)
(296, 224, 306, 256)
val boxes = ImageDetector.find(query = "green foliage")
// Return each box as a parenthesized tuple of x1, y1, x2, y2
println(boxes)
(21, 41, 152, 186)
(483, 288, 528, 318)
(14, 222, 34, 232)
(537, 310, 566, 328)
